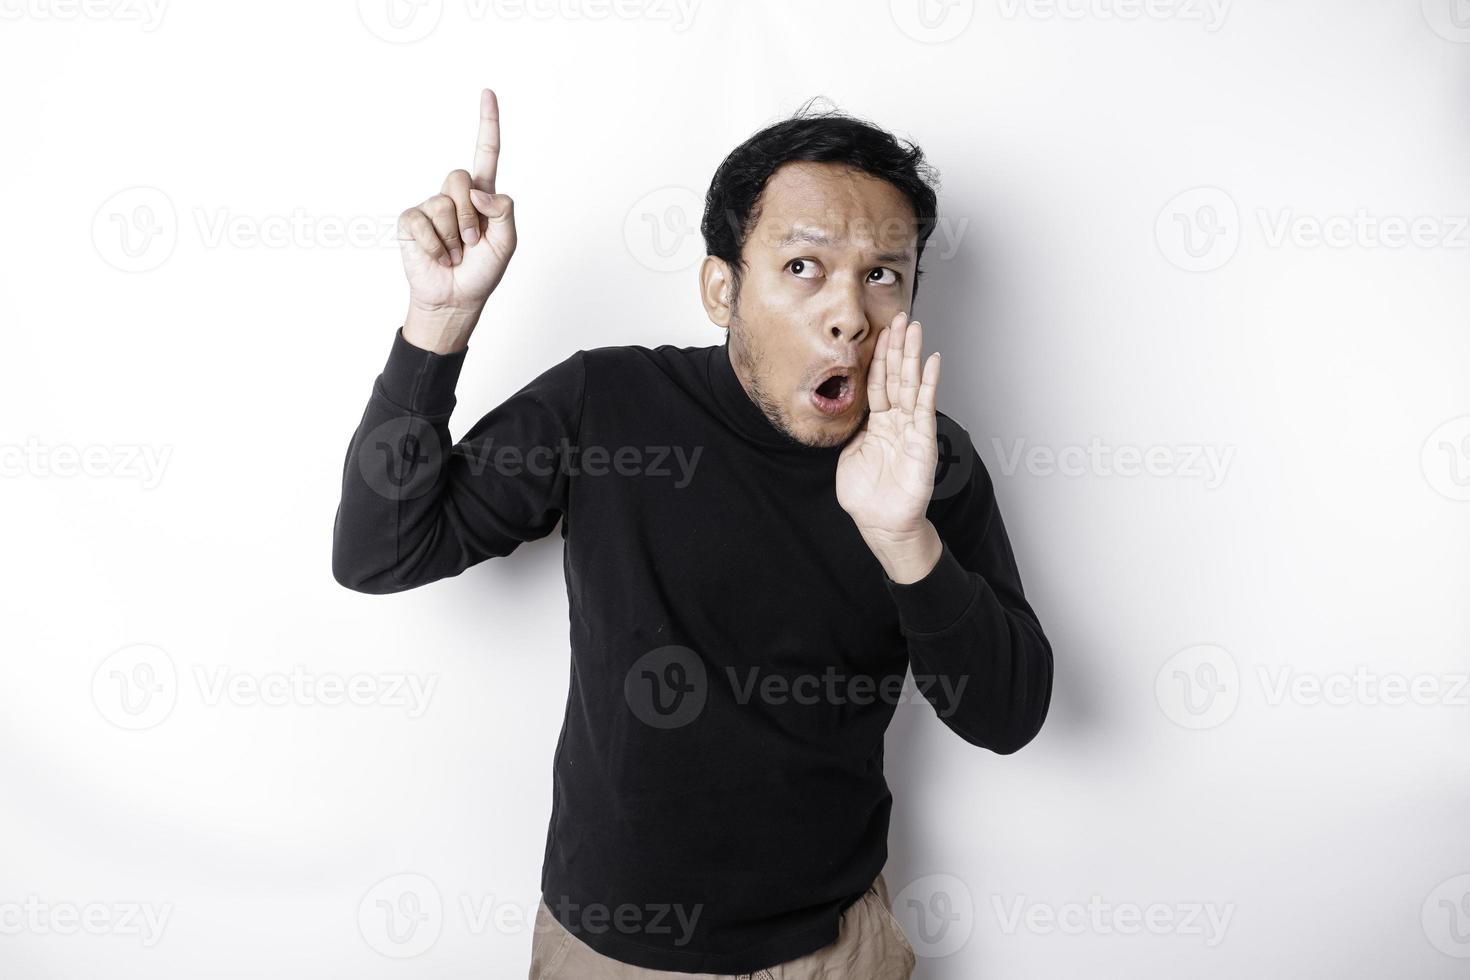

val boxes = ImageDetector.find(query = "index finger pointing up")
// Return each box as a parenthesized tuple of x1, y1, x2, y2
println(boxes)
(471, 88, 500, 194)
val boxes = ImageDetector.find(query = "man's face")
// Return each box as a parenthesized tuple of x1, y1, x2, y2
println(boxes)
(721, 161, 919, 448)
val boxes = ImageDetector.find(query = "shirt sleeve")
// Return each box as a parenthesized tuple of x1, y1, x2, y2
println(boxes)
(881, 416, 1054, 754)
(332, 326, 586, 594)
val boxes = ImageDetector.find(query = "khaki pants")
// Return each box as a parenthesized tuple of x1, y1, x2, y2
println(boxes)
(528, 873, 917, 979)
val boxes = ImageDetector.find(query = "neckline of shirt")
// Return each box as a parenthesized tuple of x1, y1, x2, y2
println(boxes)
(704, 337, 849, 457)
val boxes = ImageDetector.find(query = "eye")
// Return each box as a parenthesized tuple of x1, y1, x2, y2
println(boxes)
(787, 258, 822, 279)
(867, 267, 899, 286)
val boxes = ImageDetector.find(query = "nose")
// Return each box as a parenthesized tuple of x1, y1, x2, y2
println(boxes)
(824, 280, 871, 348)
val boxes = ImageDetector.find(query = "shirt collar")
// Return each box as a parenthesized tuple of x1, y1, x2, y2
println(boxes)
(705, 335, 849, 457)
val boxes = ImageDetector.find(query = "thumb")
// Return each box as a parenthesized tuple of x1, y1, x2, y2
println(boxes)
(470, 189, 514, 224)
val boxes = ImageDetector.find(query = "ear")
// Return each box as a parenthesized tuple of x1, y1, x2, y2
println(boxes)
(699, 255, 735, 328)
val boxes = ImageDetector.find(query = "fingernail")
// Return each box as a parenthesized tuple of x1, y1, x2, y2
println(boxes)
(463, 226, 479, 246)
(438, 255, 452, 268)
(450, 248, 463, 265)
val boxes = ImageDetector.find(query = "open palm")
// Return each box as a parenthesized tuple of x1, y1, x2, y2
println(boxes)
(837, 314, 942, 540)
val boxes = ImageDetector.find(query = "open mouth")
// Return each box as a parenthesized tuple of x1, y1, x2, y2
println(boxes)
(810, 369, 859, 417)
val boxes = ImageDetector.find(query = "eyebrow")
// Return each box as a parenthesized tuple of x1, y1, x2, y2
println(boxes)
(775, 228, 914, 265)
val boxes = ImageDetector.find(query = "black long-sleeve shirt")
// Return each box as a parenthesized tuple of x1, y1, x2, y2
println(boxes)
(332, 327, 1053, 974)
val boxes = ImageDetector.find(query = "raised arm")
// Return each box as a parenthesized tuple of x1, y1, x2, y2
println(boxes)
(332, 89, 585, 595)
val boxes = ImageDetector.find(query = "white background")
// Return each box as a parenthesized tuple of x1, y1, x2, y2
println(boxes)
(3, 0, 1469, 977)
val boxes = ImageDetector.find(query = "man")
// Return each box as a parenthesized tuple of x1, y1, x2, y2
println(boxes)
(333, 89, 1053, 979)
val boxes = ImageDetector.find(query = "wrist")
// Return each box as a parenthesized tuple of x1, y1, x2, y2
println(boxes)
(861, 521, 943, 585)
(403, 301, 485, 354)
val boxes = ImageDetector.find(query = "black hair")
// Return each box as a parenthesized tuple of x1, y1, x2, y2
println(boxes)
(701, 97, 940, 307)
